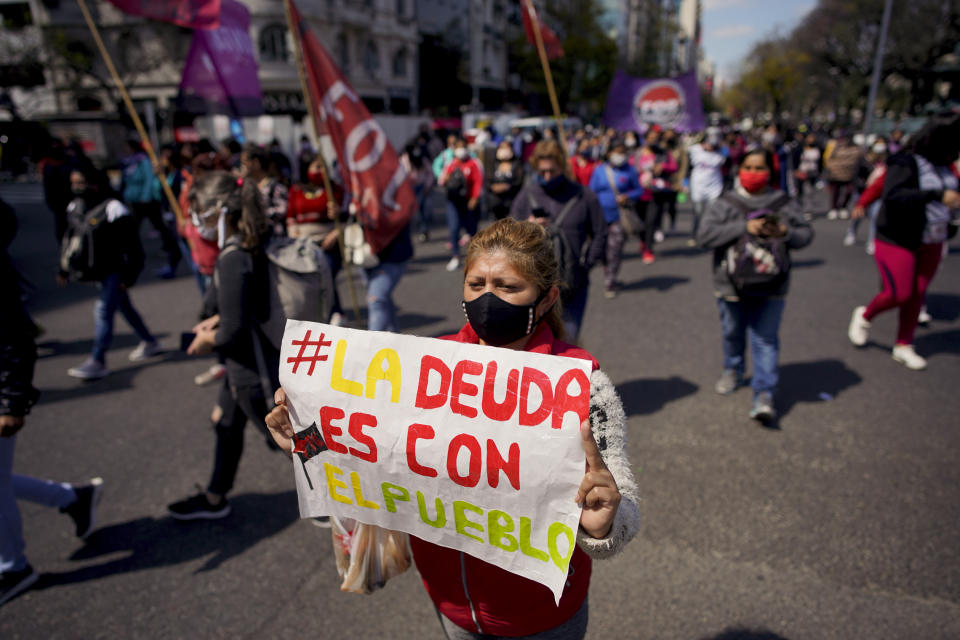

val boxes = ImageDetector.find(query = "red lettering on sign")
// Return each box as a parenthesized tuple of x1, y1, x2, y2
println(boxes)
(415, 355, 450, 410)
(406, 423, 438, 478)
(551, 369, 591, 430)
(451, 360, 482, 419)
(347, 411, 378, 463)
(319, 406, 348, 454)
(482, 362, 518, 421)
(447, 434, 482, 488)
(486, 439, 520, 491)
(519, 367, 553, 426)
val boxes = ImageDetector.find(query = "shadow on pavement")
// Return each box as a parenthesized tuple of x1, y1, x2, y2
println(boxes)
(915, 328, 960, 356)
(790, 258, 825, 269)
(620, 276, 690, 293)
(35, 351, 192, 405)
(655, 246, 705, 259)
(617, 376, 698, 416)
(699, 628, 791, 640)
(924, 292, 960, 322)
(33, 490, 300, 590)
(37, 332, 172, 359)
(777, 359, 862, 418)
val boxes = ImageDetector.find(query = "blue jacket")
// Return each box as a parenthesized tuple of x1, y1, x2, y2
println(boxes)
(122, 153, 161, 204)
(589, 163, 643, 224)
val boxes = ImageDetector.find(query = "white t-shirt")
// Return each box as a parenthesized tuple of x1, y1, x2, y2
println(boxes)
(689, 144, 725, 202)
(916, 154, 958, 244)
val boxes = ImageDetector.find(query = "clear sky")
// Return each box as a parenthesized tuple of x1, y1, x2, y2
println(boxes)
(701, 0, 817, 87)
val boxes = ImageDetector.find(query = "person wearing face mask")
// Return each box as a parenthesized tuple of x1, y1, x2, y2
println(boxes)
(589, 140, 643, 298)
(439, 139, 484, 272)
(486, 141, 524, 221)
(847, 116, 960, 371)
(569, 139, 598, 187)
(510, 140, 606, 341)
(264, 218, 639, 639)
(696, 148, 813, 424)
(688, 133, 726, 245)
(168, 172, 280, 520)
(60, 170, 160, 380)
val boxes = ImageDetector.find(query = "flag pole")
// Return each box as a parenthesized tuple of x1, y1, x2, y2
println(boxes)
(76, 0, 187, 238)
(283, 0, 363, 327)
(524, 0, 567, 154)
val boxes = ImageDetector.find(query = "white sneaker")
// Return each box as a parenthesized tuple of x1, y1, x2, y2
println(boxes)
(847, 306, 870, 346)
(129, 340, 162, 362)
(865, 240, 875, 255)
(892, 344, 927, 370)
(67, 358, 110, 380)
(329, 311, 344, 327)
(827, 209, 838, 220)
(842, 231, 856, 247)
(917, 307, 932, 326)
(445, 257, 461, 272)
(654, 230, 665, 243)
(839, 208, 850, 220)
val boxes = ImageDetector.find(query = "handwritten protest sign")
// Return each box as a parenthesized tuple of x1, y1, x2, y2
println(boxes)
(279, 320, 593, 603)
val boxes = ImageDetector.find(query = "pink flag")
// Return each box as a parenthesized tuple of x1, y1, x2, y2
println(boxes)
(289, 0, 415, 254)
(104, 0, 221, 30)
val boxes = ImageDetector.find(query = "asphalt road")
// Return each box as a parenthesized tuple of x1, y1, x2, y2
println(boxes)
(1, 182, 958, 639)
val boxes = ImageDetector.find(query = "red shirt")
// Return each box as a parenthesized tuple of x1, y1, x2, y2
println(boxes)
(441, 157, 484, 201)
(286, 183, 343, 225)
(569, 157, 597, 186)
(409, 322, 598, 637)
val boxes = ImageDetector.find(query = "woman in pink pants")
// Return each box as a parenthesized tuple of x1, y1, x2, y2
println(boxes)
(848, 115, 960, 370)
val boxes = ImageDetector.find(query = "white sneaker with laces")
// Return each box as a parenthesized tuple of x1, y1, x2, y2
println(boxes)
(842, 231, 856, 247)
(445, 257, 461, 272)
(917, 307, 932, 326)
(654, 230, 665, 243)
(67, 358, 110, 380)
(848, 306, 870, 347)
(827, 209, 838, 220)
(892, 344, 927, 370)
(129, 340, 161, 361)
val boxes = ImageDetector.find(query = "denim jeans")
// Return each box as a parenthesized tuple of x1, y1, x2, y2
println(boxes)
(446, 200, 478, 258)
(0, 436, 76, 573)
(93, 272, 155, 363)
(716, 297, 785, 397)
(414, 184, 431, 235)
(365, 261, 408, 332)
(562, 285, 589, 343)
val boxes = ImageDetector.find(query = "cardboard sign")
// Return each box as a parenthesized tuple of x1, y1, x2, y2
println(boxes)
(280, 320, 593, 603)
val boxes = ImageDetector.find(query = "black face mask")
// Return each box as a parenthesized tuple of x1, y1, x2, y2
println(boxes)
(462, 291, 548, 347)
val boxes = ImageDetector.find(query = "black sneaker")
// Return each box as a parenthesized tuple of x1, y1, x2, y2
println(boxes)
(168, 490, 230, 520)
(0, 564, 39, 606)
(61, 477, 103, 539)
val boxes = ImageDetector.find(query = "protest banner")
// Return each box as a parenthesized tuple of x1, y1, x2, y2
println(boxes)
(603, 70, 706, 134)
(279, 319, 593, 603)
(177, 0, 263, 118)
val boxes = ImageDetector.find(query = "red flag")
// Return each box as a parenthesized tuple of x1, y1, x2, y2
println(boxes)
(104, 0, 221, 30)
(289, 0, 415, 254)
(521, 0, 564, 60)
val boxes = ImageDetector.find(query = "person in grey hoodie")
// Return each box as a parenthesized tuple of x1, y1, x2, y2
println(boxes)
(696, 148, 813, 424)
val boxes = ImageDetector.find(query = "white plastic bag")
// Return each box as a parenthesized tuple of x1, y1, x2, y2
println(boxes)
(329, 516, 411, 594)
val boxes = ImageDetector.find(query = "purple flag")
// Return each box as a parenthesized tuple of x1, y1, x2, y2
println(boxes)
(176, 0, 262, 117)
(603, 70, 706, 133)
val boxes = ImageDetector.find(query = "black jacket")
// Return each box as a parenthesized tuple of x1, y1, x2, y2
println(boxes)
(205, 237, 279, 389)
(876, 153, 945, 250)
(1, 199, 39, 418)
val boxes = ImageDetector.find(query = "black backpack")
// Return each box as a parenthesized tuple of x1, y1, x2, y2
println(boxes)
(528, 188, 587, 300)
(721, 193, 792, 296)
(59, 198, 112, 282)
(445, 166, 469, 200)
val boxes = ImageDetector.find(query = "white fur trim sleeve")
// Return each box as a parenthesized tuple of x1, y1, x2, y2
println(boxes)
(575, 369, 640, 559)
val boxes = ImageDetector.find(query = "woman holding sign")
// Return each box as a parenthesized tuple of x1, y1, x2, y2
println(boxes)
(266, 218, 639, 639)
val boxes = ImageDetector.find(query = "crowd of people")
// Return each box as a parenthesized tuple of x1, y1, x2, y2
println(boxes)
(2, 111, 958, 629)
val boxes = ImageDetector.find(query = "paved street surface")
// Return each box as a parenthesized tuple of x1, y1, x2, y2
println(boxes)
(2, 182, 959, 639)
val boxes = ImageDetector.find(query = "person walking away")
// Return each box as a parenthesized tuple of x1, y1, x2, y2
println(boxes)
(438, 139, 483, 272)
(242, 144, 288, 237)
(401, 139, 435, 241)
(570, 139, 598, 186)
(847, 116, 960, 370)
(697, 148, 814, 424)
(264, 217, 639, 639)
(62, 171, 161, 379)
(688, 133, 725, 246)
(844, 140, 888, 247)
(589, 140, 643, 298)
(824, 132, 862, 219)
(1, 197, 103, 606)
(168, 173, 280, 519)
(122, 139, 181, 278)
(510, 140, 606, 341)
(795, 135, 822, 214)
(486, 141, 525, 221)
